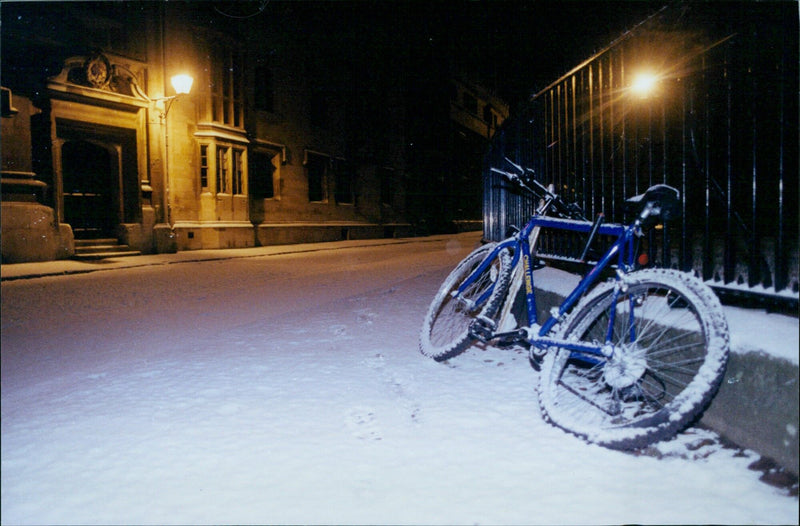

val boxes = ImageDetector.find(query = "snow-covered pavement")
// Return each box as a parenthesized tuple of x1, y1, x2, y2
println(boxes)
(2, 233, 797, 524)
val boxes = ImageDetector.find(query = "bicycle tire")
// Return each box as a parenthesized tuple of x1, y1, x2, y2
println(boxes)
(419, 243, 513, 361)
(539, 268, 729, 450)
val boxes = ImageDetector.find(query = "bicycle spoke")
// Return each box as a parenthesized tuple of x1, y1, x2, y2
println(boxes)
(644, 366, 700, 390)
(540, 269, 729, 449)
(644, 337, 705, 358)
(558, 377, 618, 417)
(420, 244, 513, 361)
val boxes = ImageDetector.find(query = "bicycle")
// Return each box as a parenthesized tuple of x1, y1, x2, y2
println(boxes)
(419, 159, 730, 450)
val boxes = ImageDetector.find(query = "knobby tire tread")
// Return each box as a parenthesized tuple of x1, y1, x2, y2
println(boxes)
(419, 243, 513, 362)
(538, 268, 730, 450)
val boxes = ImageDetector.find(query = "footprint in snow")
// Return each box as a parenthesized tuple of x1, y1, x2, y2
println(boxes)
(355, 309, 377, 324)
(362, 354, 423, 425)
(363, 353, 386, 369)
(346, 408, 382, 441)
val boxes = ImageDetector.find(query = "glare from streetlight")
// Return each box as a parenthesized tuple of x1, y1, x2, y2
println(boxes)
(171, 74, 194, 95)
(631, 72, 658, 98)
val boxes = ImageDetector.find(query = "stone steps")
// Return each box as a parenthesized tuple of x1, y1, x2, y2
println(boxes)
(73, 238, 141, 260)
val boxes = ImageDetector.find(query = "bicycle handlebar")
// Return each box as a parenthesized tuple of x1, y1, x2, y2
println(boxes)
(490, 163, 587, 221)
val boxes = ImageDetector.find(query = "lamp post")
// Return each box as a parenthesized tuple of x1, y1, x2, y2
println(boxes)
(110, 64, 192, 251)
(160, 73, 193, 227)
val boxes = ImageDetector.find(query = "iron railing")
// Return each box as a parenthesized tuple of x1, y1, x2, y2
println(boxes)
(483, 2, 798, 303)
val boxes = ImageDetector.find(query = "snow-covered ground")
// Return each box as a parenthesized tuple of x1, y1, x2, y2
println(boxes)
(2, 233, 797, 525)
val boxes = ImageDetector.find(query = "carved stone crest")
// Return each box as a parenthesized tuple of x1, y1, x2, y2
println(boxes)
(56, 53, 140, 98)
(84, 53, 111, 89)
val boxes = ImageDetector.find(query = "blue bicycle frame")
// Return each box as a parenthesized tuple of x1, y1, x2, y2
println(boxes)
(457, 212, 639, 361)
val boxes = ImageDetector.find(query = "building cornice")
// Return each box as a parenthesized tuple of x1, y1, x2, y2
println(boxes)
(194, 122, 250, 144)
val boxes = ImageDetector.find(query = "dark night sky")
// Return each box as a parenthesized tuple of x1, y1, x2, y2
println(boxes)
(401, 0, 662, 104)
(210, 0, 665, 109)
(7, 1, 793, 110)
(1, 0, 666, 110)
(0, 0, 674, 113)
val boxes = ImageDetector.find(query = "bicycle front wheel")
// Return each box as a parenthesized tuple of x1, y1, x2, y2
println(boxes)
(419, 243, 512, 361)
(539, 268, 729, 450)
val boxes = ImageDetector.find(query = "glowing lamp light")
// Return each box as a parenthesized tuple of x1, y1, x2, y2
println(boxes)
(171, 74, 194, 95)
(631, 72, 658, 98)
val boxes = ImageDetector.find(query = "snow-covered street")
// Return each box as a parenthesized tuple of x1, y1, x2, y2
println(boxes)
(2, 233, 797, 525)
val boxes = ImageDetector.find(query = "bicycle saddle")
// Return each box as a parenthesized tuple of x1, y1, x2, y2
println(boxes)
(624, 184, 681, 221)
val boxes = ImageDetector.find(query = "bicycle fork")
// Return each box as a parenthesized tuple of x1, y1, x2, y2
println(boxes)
(468, 227, 543, 348)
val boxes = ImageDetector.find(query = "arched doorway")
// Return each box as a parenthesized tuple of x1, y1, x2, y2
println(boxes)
(61, 140, 119, 239)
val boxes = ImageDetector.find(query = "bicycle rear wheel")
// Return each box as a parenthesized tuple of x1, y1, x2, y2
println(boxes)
(539, 268, 729, 450)
(419, 243, 512, 361)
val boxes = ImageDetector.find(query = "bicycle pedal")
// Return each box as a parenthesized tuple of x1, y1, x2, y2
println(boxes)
(494, 328, 529, 345)
(469, 317, 497, 342)
(529, 345, 549, 360)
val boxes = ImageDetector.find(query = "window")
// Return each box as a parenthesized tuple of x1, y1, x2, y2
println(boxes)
(334, 159, 355, 205)
(211, 145, 247, 195)
(305, 152, 328, 202)
(483, 104, 493, 123)
(211, 45, 244, 127)
(233, 147, 245, 195)
(199, 144, 209, 190)
(483, 104, 500, 131)
(250, 150, 279, 199)
(216, 147, 229, 193)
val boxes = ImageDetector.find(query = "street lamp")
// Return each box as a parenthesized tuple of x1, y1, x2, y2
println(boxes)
(630, 72, 659, 99)
(171, 74, 193, 95)
(159, 73, 193, 120)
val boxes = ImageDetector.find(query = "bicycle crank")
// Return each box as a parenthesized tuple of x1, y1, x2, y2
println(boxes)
(469, 316, 497, 342)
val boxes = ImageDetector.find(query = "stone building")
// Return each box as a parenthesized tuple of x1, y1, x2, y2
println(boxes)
(1, 2, 413, 262)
